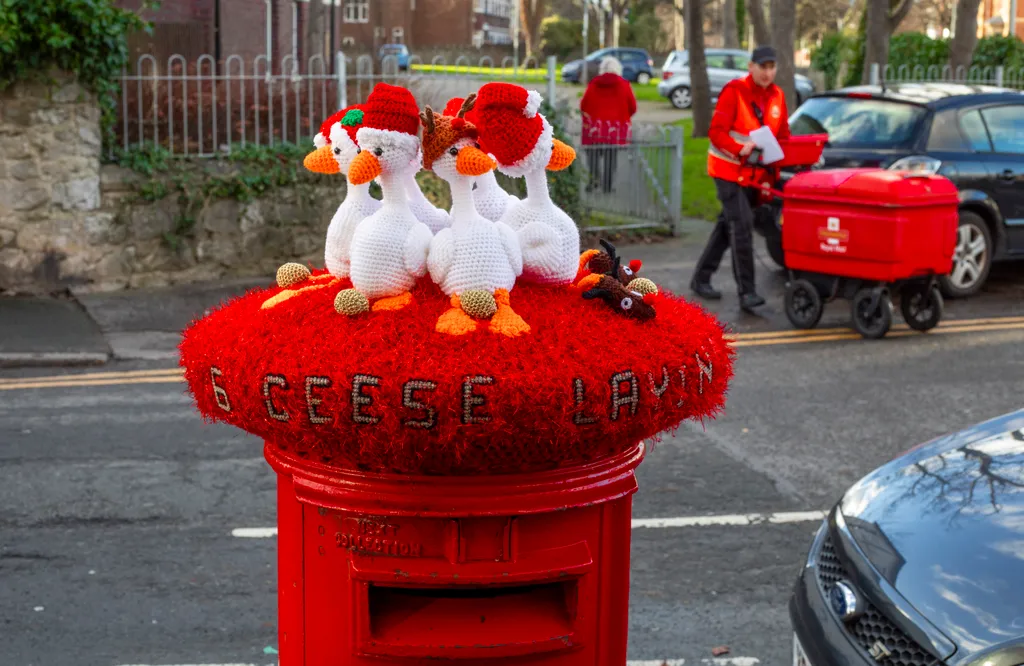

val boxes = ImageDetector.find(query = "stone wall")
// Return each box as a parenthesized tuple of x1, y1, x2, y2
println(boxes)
(0, 73, 348, 294)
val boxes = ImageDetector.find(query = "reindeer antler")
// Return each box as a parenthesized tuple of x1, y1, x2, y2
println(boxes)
(420, 106, 436, 134)
(458, 93, 477, 118)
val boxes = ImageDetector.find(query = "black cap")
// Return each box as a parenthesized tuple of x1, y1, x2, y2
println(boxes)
(751, 46, 777, 65)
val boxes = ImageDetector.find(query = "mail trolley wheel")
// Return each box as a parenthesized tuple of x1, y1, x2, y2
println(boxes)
(900, 283, 943, 332)
(851, 287, 893, 340)
(784, 279, 823, 329)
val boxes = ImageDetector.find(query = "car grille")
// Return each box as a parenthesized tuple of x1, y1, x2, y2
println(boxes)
(816, 535, 941, 666)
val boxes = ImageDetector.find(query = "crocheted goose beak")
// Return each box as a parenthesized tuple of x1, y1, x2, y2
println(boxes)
(348, 150, 382, 185)
(456, 146, 497, 177)
(303, 145, 341, 174)
(547, 138, 576, 171)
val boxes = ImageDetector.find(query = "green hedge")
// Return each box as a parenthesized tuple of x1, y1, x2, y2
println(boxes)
(810, 32, 1024, 89)
(0, 0, 149, 140)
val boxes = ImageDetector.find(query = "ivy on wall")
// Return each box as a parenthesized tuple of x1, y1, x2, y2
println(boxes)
(0, 0, 151, 142)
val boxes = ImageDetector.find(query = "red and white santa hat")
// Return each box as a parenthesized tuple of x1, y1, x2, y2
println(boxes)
(473, 82, 553, 178)
(354, 82, 422, 163)
(313, 104, 365, 152)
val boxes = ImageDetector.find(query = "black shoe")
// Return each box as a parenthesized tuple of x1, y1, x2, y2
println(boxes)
(690, 280, 722, 300)
(740, 292, 767, 312)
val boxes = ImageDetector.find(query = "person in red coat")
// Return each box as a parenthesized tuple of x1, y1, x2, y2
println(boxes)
(580, 56, 637, 193)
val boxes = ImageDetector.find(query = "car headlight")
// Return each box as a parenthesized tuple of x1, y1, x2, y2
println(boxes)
(888, 155, 942, 175)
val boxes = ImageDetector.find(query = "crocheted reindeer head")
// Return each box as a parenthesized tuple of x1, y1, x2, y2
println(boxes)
(419, 94, 496, 181)
(578, 240, 657, 321)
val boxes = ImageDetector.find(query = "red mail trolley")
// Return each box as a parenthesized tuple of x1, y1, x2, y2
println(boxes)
(778, 168, 959, 339)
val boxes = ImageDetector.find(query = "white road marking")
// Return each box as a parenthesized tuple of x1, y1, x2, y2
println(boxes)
(631, 510, 827, 529)
(232, 510, 825, 538)
(622, 655, 761, 659)
(117, 655, 761, 659)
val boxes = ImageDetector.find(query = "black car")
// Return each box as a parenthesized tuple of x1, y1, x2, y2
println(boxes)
(791, 408, 1024, 666)
(561, 47, 654, 84)
(761, 83, 1024, 298)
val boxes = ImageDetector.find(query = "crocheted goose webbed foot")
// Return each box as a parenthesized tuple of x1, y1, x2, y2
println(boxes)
(488, 289, 531, 338)
(435, 295, 479, 336)
(262, 278, 341, 310)
(371, 291, 414, 312)
(334, 288, 370, 316)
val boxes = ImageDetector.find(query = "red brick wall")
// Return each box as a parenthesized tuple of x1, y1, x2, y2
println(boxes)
(414, 0, 473, 48)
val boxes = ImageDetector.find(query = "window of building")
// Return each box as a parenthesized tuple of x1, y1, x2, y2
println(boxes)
(342, 36, 356, 47)
(392, 27, 404, 43)
(344, 0, 369, 23)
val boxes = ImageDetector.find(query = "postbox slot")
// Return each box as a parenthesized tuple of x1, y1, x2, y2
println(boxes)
(363, 581, 579, 658)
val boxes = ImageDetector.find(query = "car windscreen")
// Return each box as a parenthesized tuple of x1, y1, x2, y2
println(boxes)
(789, 96, 927, 149)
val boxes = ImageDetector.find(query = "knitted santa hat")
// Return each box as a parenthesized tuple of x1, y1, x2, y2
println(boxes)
(473, 82, 553, 178)
(361, 83, 421, 137)
(421, 96, 479, 170)
(313, 105, 364, 148)
(443, 96, 480, 125)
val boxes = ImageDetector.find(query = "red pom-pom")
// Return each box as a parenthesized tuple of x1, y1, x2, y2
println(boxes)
(451, 118, 466, 130)
(630, 259, 643, 273)
(180, 275, 734, 475)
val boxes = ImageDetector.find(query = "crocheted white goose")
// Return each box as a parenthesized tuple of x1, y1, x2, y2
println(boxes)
(261, 105, 380, 310)
(420, 97, 529, 337)
(304, 105, 381, 278)
(443, 97, 518, 223)
(404, 150, 451, 234)
(334, 83, 433, 316)
(474, 83, 580, 286)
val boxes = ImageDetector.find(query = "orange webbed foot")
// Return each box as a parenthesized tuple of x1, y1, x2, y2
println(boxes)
(488, 289, 531, 337)
(371, 291, 414, 312)
(435, 295, 479, 336)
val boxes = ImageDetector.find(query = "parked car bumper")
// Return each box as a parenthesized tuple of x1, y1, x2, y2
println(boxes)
(656, 79, 674, 98)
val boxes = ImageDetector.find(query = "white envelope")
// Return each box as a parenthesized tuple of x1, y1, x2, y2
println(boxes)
(749, 125, 785, 165)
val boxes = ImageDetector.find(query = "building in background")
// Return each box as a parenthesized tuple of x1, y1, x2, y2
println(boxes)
(977, 0, 1024, 38)
(117, 0, 513, 72)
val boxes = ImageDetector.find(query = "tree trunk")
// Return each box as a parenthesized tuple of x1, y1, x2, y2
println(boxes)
(860, 0, 914, 84)
(770, 0, 796, 109)
(948, 0, 982, 73)
(520, 0, 547, 58)
(723, 0, 740, 47)
(686, 0, 713, 137)
(304, 0, 328, 72)
(748, 0, 772, 46)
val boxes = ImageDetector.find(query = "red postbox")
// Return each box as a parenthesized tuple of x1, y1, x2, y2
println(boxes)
(269, 441, 644, 665)
(180, 272, 733, 665)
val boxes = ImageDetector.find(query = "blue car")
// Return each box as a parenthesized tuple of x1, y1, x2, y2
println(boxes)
(561, 47, 654, 85)
(379, 44, 409, 72)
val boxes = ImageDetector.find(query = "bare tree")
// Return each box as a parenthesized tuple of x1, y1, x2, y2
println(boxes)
(724, 0, 740, 47)
(771, 0, 797, 110)
(520, 0, 548, 58)
(948, 0, 983, 73)
(685, 0, 713, 136)
(861, 0, 915, 84)
(748, 0, 771, 46)
(304, 0, 329, 71)
(609, 0, 632, 46)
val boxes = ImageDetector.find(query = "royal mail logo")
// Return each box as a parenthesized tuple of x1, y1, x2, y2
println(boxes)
(771, 105, 781, 119)
(818, 217, 849, 253)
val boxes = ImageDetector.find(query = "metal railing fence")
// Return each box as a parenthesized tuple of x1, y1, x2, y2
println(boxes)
(114, 52, 559, 157)
(866, 63, 1024, 89)
(563, 115, 684, 234)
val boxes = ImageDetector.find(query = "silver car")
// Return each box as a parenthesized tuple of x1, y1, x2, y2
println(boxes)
(657, 48, 816, 109)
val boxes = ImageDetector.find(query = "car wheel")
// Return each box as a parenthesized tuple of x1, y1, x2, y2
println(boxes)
(670, 86, 692, 109)
(637, 72, 651, 85)
(939, 211, 992, 299)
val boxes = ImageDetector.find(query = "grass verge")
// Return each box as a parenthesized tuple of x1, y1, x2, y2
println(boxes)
(674, 118, 719, 222)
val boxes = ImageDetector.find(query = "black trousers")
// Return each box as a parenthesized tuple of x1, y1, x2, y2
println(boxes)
(585, 146, 618, 193)
(692, 178, 758, 296)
